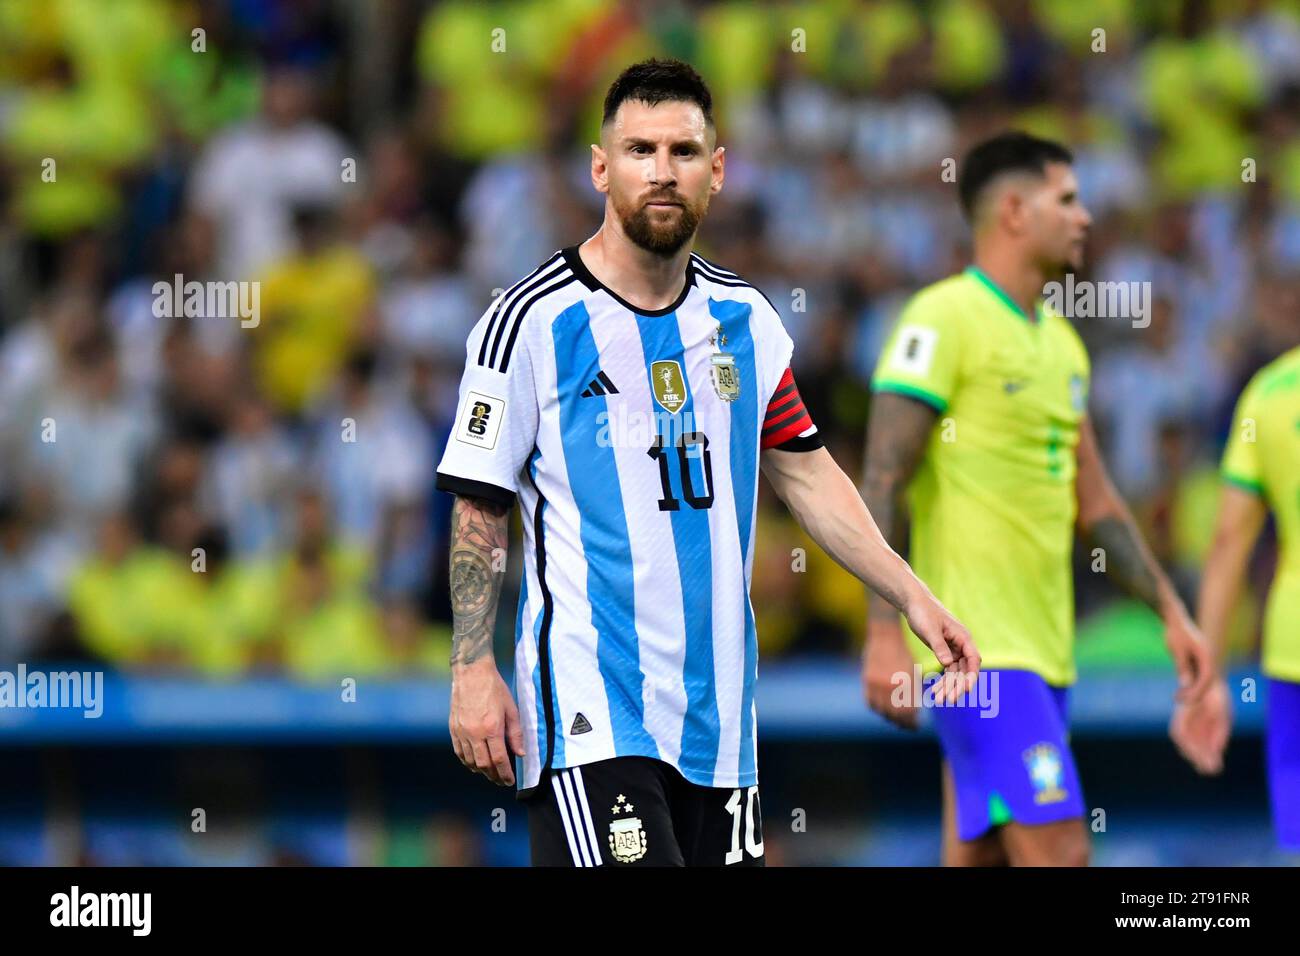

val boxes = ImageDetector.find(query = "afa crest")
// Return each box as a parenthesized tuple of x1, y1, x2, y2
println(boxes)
(608, 794, 647, 863)
(709, 324, 740, 402)
(711, 353, 740, 402)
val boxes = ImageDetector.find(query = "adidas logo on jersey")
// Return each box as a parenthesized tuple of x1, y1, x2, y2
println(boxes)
(570, 713, 593, 735)
(580, 372, 619, 398)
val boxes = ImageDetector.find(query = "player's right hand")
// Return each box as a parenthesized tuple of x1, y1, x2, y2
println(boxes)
(1169, 676, 1232, 775)
(450, 659, 526, 786)
(862, 620, 922, 730)
(903, 590, 980, 704)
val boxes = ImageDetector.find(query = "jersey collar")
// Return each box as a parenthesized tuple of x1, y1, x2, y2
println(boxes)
(965, 265, 1044, 325)
(563, 244, 697, 317)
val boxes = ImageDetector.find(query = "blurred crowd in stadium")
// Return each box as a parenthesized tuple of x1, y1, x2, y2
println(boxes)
(3, 0, 1300, 678)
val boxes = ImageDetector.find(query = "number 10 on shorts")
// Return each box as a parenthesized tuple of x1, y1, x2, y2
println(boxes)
(724, 786, 764, 864)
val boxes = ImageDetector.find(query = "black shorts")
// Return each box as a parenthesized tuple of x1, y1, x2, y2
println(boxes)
(526, 756, 765, 867)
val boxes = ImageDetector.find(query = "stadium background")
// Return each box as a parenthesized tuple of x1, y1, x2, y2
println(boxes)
(1, 0, 1299, 865)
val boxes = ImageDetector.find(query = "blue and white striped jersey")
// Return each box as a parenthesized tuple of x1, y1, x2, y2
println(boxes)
(436, 245, 820, 793)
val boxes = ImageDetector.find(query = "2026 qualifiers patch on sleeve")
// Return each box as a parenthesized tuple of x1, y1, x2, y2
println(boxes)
(455, 391, 506, 451)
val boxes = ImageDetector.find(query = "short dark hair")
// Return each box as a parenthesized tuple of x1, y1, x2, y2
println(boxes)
(602, 58, 714, 128)
(957, 131, 1074, 221)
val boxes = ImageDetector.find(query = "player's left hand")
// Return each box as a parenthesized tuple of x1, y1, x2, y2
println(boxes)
(903, 590, 980, 704)
(1162, 604, 1214, 705)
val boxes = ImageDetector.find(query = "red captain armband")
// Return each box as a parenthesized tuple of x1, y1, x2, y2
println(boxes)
(761, 368, 823, 452)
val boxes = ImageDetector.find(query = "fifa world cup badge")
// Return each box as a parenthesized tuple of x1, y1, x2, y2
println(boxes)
(651, 360, 687, 415)
(608, 794, 647, 862)
(710, 326, 740, 402)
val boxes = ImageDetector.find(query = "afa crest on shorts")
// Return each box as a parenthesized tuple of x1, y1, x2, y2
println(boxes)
(608, 794, 647, 863)
(1024, 742, 1068, 805)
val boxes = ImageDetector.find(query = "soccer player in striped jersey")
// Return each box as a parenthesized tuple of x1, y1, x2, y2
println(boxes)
(862, 132, 1214, 866)
(1171, 346, 1300, 856)
(436, 59, 979, 867)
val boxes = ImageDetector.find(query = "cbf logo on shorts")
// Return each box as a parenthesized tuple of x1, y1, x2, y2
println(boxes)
(608, 794, 647, 863)
(1024, 743, 1068, 805)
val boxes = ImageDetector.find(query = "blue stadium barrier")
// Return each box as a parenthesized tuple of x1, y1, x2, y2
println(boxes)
(0, 663, 1266, 743)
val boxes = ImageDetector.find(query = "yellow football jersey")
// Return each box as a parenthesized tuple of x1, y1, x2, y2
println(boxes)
(1221, 346, 1300, 682)
(872, 267, 1091, 686)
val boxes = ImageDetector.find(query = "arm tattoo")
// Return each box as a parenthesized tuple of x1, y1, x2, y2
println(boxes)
(861, 392, 939, 620)
(449, 495, 510, 666)
(1084, 514, 1162, 610)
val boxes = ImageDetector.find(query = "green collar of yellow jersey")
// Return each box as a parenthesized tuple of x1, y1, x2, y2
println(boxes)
(965, 265, 1045, 325)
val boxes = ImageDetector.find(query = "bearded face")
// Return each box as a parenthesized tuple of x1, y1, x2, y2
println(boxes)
(598, 98, 721, 257)
(613, 185, 706, 256)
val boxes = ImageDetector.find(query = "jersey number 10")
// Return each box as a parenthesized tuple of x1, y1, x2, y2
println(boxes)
(647, 432, 715, 511)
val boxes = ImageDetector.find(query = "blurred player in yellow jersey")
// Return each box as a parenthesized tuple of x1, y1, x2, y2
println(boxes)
(862, 132, 1214, 866)
(1172, 346, 1300, 855)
